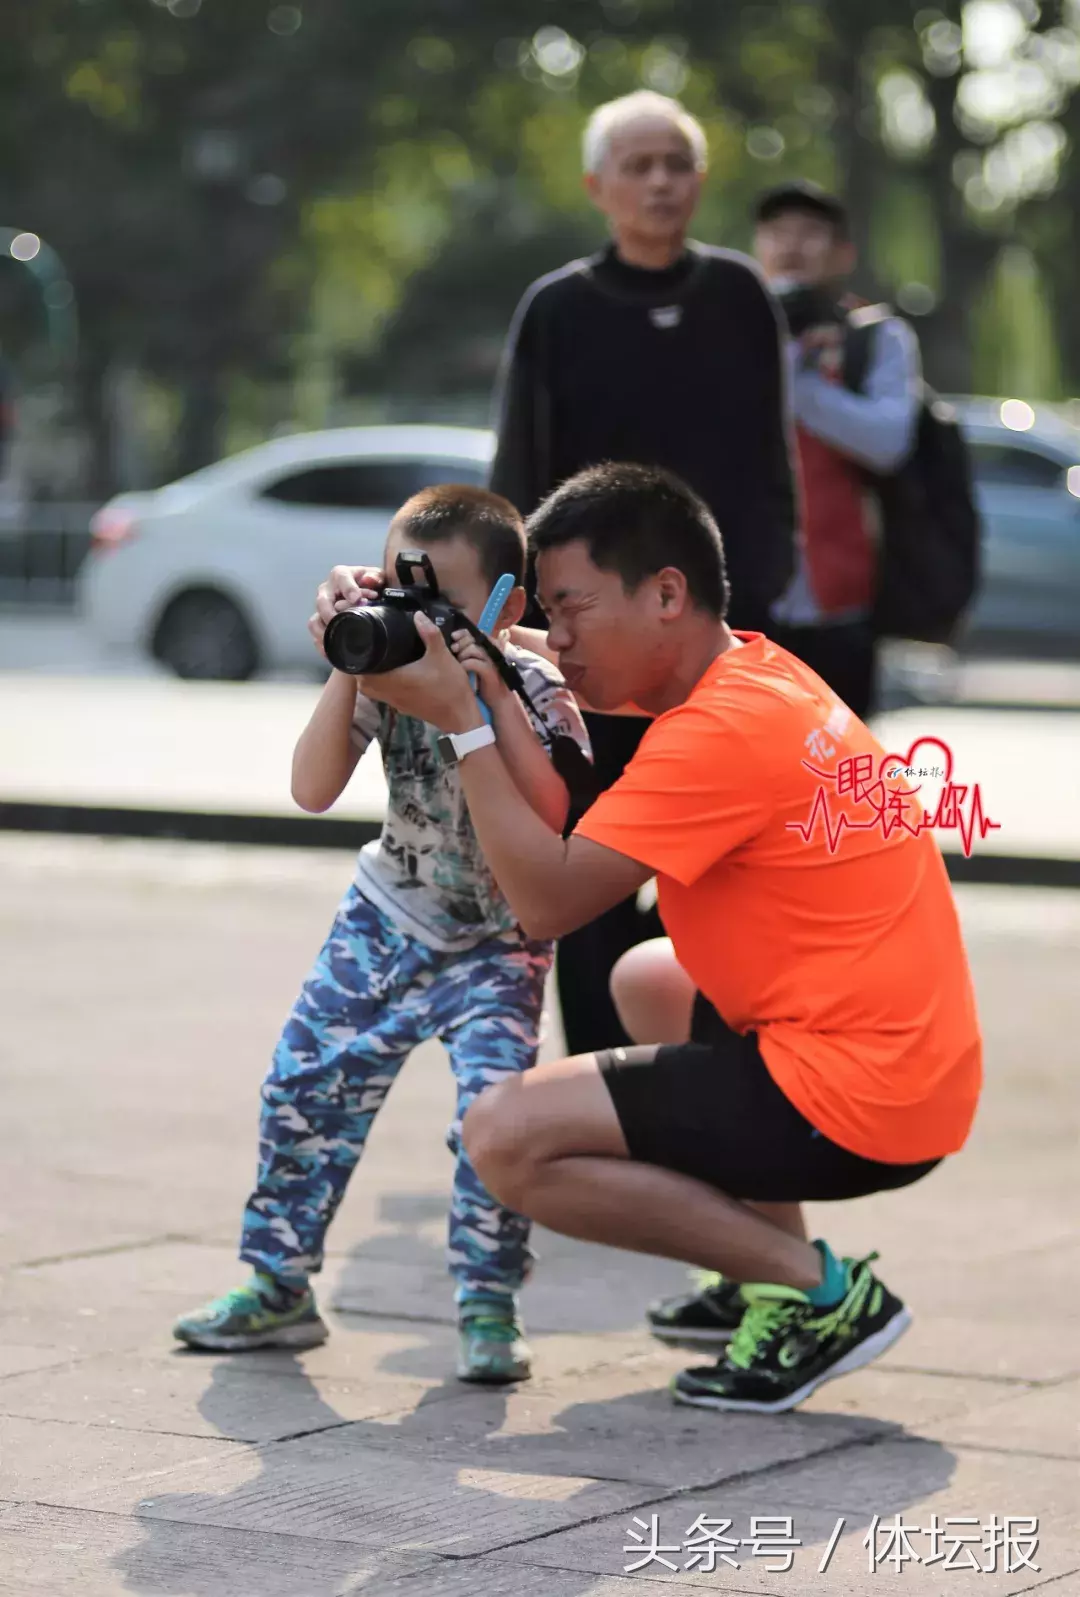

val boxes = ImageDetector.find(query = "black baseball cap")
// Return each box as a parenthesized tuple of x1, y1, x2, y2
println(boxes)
(754, 181, 850, 236)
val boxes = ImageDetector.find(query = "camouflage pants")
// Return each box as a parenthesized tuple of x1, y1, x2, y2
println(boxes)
(240, 884, 551, 1300)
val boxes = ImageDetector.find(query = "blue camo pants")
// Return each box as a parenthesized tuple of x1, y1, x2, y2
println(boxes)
(240, 884, 551, 1300)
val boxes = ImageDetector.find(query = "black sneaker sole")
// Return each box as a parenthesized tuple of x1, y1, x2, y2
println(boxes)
(648, 1322, 736, 1350)
(672, 1305, 912, 1414)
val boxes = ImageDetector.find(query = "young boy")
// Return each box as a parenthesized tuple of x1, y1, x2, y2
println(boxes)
(174, 485, 591, 1382)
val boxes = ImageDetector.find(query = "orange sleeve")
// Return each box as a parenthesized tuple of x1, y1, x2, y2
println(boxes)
(574, 704, 770, 886)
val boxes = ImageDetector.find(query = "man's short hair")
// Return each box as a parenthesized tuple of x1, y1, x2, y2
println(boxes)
(754, 180, 850, 239)
(391, 485, 526, 587)
(583, 91, 708, 175)
(528, 463, 730, 619)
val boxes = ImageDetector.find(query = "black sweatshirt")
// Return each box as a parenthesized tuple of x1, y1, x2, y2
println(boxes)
(490, 242, 798, 629)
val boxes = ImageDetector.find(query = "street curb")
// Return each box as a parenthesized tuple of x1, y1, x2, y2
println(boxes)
(3, 799, 1080, 889)
(0, 801, 381, 851)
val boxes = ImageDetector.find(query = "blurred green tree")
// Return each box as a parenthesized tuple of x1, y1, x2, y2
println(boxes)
(0, 0, 1076, 491)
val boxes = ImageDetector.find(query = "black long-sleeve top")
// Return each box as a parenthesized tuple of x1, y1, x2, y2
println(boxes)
(490, 242, 798, 629)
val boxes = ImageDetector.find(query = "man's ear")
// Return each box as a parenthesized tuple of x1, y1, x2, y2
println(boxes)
(499, 585, 527, 631)
(583, 171, 606, 217)
(656, 567, 690, 617)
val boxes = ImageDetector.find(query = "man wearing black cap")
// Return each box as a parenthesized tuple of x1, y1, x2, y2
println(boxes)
(749, 180, 923, 720)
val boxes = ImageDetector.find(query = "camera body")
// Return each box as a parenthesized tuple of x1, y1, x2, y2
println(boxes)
(773, 279, 846, 339)
(322, 550, 464, 675)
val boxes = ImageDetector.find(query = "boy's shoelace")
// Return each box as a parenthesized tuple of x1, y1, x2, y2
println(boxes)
(461, 1316, 522, 1343)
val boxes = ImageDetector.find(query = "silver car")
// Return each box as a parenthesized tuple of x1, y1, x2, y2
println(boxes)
(955, 399, 1080, 656)
(80, 425, 494, 679)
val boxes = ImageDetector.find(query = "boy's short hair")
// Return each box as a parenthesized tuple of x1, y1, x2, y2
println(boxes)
(527, 462, 730, 619)
(391, 485, 526, 587)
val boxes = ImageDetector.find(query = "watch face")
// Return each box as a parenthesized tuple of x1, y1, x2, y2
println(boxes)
(436, 733, 458, 767)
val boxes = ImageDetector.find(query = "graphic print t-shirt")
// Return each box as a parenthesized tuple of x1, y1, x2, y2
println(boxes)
(350, 644, 591, 952)
(574, 634, 983, 1165)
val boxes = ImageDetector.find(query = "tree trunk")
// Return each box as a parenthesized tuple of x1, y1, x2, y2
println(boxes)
(174, 367, 224, 480)
(919, 40, 999, 394)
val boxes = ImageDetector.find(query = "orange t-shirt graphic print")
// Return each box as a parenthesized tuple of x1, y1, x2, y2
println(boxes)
(575, 634, 982, 1165)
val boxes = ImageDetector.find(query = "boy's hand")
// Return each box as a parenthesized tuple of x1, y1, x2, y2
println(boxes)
(360, 613, 480, 733)
(450, 629, 511, 709)
(308, 565, 384, 656)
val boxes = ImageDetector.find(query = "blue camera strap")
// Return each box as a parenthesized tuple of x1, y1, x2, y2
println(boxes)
(469, 573, 515, 726)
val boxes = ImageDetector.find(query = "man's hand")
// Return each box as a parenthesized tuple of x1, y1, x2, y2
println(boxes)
(360, 613, 481, 733)
(449, 628, 512, 710)
(308, 564, 384, 657)
(798, 323, 844, 374)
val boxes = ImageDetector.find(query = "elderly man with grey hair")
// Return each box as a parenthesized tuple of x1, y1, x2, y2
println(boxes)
(491, 90, 798, 1059)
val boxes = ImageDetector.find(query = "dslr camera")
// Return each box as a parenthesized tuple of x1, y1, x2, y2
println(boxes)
(772, 278, 846, 339)
(322, 550, 465, 675)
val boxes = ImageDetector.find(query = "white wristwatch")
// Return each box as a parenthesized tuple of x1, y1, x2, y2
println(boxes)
(436, 722, 496, 767)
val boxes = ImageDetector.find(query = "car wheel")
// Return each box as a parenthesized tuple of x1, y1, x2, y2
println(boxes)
(152, 589, 259, 681)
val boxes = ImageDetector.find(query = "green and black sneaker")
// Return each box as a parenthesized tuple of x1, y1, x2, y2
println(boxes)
(173, 1273, 328, 1352)
(671, 1254, 911, 1414)
(647, 1271, 747, 1350)
(457, 1294, 532, 1385)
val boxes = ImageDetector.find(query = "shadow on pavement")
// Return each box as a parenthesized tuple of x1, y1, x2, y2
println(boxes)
(111, 1186, 958, 1596)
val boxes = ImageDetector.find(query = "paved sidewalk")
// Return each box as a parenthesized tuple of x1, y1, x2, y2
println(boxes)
(3, 675, 1080, 880)
(1, 836, 1077, 1596)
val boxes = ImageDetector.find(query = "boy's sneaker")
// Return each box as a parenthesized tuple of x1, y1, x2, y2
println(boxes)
(457, 1296, 532, 1384)
(173, 1274, 328, 1352)
(647, 1273, 746, 1349)
(671, 1254, 911, 1414)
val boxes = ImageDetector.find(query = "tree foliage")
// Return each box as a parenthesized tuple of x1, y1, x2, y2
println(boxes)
(1, 0, 1077, 491)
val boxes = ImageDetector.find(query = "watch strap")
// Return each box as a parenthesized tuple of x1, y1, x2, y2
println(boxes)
(437, 722, 496, 766)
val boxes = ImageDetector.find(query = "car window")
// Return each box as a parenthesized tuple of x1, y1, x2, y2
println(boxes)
(968, 443, 1067, 491)
(261, 459, 487, 508)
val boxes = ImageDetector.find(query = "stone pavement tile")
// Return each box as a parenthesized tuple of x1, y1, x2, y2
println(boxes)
(325, 1238, 691, 1337)
(312, 1357, 871, 1489)
(0, 1415, 239, 1504)
(0, 1500, 438, 1597)
(0, 1331, 485, 1443)
(310, 1557, 714, 1595)
(2, 1231, 691, 1361)
(0, 1243, 249, 1360)
(793, 1365, 1021, 1429)
(0, 1343, 77, 1379)
(77, 1431, 653, 1557)
(876, 1315, 1079, 1384)
(882, 1243, 1080, 1323)
(497, 1443, 1078, 1593)
(923, 1378, 1080, 1459)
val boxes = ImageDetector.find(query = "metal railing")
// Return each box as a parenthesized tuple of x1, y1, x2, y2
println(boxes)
(0, 502, 99, 607)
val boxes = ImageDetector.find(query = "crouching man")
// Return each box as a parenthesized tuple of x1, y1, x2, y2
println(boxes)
(340, 461, 982, 1413)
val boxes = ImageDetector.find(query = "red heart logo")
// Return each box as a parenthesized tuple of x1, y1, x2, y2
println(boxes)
(877, 736, 954, 794)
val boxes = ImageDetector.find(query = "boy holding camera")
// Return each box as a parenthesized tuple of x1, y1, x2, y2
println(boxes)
(174, 485, 591, 1382)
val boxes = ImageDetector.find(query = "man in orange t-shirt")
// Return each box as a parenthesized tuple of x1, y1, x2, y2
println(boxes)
(345, 460, 982, 1415)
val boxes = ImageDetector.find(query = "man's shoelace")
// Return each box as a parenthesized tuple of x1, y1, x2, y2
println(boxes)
(726, 1297, 803, 1370)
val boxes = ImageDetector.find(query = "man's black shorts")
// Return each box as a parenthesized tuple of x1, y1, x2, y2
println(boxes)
(596, 995, 941, 1202)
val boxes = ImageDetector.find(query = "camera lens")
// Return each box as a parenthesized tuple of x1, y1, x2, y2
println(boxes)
(323, 608, 387, 674)
(322, 603, 426, 674)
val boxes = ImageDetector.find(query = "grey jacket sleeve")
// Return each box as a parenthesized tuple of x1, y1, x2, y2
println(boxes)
(794, 317, 922, 473)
